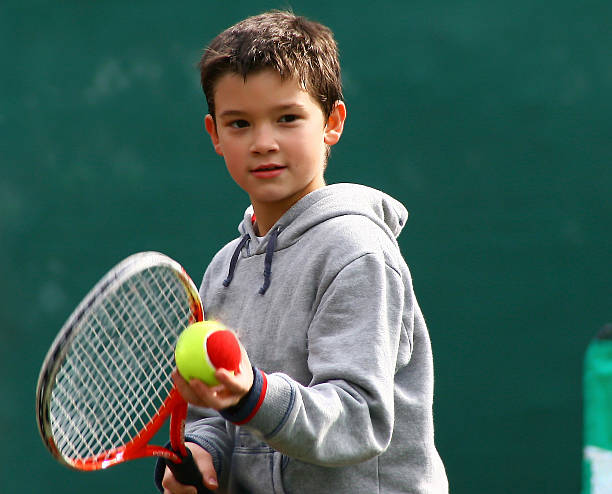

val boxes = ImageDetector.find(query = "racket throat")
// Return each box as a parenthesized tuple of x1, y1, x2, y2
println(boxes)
(75, 388, 187, 469)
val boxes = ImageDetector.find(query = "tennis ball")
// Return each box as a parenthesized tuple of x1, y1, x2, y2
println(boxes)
(174, 321, 241, 386)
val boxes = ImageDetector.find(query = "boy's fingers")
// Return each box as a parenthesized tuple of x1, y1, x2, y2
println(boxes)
(172, 371, 200, 402)
(188, 442, 219, 490)
(189, 378, 224, 397)
(161, 468, 197, 494)
(162, 443, 218, 493)
(215, 367, 253, 394)
(172, 370, 217, 408)
(214, 368, 238, 385)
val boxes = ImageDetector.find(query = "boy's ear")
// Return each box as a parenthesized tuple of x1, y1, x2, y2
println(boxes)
(204, 114, 224, 156)
(323, 101, 347, 146)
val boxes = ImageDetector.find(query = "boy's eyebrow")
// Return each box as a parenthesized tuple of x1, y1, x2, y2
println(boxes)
(218, 103, 307, 119)
(217, 110, 245, 119)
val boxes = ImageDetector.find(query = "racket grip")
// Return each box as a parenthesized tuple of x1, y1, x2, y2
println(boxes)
(166, 448, 212, 494)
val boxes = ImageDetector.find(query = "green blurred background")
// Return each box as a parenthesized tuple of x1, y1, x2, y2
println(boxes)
(1, 1, 610, 492)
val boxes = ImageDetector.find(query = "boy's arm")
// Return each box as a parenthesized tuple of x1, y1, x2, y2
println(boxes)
(236, 252, 411, 466)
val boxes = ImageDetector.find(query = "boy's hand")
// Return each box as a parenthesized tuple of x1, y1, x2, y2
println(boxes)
(162, 442, 218, 493)
(173, 343, 254, 410)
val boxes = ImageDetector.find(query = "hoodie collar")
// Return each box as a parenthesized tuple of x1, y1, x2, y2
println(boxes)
(226, 183, 409, 294)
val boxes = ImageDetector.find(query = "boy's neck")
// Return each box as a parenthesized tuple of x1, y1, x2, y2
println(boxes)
(250, 183, 325, 236)
(251, 203, 286, 236)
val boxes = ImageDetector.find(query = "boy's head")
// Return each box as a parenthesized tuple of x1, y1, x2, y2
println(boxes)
(199, 11, 343, 121)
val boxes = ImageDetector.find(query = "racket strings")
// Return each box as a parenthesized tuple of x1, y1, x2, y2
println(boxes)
(49, 265, 195, 462)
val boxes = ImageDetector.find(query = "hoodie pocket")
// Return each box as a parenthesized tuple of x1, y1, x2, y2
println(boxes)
(230, 428, 286, 494)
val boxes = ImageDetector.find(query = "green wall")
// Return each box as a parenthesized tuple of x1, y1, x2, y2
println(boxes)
(2, 1, 610, 492)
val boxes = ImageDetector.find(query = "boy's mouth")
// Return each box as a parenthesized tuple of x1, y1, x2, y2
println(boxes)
(251, 164, 286, 178)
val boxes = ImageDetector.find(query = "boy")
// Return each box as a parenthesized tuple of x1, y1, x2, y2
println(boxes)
(157, 10, 448, 494)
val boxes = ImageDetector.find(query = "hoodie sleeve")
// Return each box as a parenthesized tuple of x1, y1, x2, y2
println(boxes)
(234, 251, 411, 466)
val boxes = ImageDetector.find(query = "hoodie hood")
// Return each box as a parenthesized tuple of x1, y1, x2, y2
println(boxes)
(223, 183, 408, 294)
(239, 183, 408, 254)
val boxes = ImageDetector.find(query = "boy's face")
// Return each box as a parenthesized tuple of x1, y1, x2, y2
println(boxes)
(205, 69, 345, 227)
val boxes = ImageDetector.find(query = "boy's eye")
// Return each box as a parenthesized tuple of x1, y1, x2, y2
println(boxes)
(279, 114, 298, 123)
(230, 120, 249, 128)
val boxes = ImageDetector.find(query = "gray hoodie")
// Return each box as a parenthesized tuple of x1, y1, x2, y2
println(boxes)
(174, 183, 448, 493)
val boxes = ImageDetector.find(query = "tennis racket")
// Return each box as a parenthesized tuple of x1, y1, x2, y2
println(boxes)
(35, 251, 208, 492)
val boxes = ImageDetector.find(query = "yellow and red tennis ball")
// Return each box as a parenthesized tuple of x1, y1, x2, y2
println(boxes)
(174, 321, 241, 386)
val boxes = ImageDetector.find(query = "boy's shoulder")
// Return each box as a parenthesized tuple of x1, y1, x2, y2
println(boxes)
(309, 212, 392, 248)
(304, 212, 406, 271)
(289, 183, 407, 255)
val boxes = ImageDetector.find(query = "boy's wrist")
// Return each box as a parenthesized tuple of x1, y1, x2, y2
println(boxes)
(225, 371, 255, 410)
(220, 366, 267, 424)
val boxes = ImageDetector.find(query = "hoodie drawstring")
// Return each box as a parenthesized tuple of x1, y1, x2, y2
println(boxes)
(223, 234, 251, 288)
(259, 226, 280, 295)
(222, 226, 281, 294)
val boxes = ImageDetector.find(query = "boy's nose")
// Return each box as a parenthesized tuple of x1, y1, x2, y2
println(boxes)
(249, 125, 279, 154)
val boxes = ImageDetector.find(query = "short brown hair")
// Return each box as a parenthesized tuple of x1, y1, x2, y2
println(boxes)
(199, 11, 343, 119)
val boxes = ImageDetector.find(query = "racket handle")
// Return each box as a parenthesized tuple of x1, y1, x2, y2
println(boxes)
(166, 448, 212, 494)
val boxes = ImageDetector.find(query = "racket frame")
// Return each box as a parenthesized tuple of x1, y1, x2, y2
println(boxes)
(35, 252, 203, 471)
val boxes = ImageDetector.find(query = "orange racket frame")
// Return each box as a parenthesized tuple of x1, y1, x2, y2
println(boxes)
(35, 252, 206, 490)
